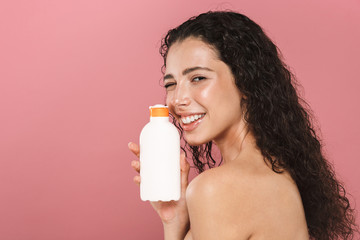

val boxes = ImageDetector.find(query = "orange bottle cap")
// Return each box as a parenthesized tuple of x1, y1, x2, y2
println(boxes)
(149, 104, 169, 117)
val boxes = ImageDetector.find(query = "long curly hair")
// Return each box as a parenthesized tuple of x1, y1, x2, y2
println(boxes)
(159, 11, 358, 240)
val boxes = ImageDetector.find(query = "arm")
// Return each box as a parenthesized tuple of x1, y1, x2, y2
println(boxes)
(162, 151, 191, 239)
(163, 223, 190, 240)
(184, 229, 193, 240)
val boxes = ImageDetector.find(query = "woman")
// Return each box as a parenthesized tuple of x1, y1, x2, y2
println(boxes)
(129, 11, 357, 239)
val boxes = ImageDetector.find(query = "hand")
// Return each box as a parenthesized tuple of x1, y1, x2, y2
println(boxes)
(128, 142, 191, 226)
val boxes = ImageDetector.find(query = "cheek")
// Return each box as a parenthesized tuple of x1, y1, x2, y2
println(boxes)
(165, 94, 175, 113)
(199, 80, 242, 117)
(165, 90, 174, 105)
(165, 94, 171, 106)
(197, 83, 216, 102)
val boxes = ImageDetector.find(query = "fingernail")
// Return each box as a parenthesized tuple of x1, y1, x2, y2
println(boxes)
(128, 142, 132, 148)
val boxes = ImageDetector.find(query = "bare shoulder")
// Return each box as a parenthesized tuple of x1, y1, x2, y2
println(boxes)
(186, 161, 308, 240)
(186, 166, 253, 239)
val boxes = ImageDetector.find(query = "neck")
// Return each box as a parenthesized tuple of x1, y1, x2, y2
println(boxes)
(213, 120, 258, 164)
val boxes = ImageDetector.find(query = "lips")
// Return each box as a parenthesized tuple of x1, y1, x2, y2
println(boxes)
(178, 113, 206, 132)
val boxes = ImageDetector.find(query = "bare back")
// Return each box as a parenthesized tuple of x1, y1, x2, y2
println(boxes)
(185, 153, 309, 240)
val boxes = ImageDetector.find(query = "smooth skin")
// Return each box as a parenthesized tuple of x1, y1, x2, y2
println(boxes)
(129, 37, 309, 239)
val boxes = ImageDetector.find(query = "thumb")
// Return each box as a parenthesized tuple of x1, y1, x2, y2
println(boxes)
(180, 152, 190, 194)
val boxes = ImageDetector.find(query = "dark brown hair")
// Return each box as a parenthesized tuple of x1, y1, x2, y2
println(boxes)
(160, 11, 358, 240)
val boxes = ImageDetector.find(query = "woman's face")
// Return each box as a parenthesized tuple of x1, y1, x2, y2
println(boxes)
(164, 37, 244, 146)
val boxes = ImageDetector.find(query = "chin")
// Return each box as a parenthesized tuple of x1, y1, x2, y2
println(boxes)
(184, 134, 209, 146)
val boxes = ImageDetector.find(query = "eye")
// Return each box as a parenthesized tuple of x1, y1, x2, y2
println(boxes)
(164, 82, 176, 89)
(192, 76, 206, 82)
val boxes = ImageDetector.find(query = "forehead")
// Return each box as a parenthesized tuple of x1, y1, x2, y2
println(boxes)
(165, 37, 220, 71)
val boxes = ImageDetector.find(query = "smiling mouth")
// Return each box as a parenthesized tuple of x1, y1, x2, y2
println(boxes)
(181, 113, 206, 125)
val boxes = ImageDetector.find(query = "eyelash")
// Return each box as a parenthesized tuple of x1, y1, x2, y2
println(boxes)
(192, 76, 206, 82)
(164, 83, 176, 89)
(164, 76, 206, 89)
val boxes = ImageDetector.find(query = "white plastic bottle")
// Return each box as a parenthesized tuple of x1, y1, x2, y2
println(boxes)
(139, 104, 181, 201)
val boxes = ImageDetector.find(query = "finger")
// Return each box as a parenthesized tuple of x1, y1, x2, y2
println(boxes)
(180, 152, 190, 172)
(131, 160, 140, 173)
(133, 175, 140, 186)
(128, 142, 140, 158)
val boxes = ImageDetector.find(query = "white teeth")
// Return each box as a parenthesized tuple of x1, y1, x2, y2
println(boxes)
(181, 114, 205, 124)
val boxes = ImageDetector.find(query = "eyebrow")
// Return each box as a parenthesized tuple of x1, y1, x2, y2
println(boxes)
(163, 66, 214, 81)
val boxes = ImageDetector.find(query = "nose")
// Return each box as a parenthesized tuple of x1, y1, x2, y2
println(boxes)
(171, 81, 190, 108)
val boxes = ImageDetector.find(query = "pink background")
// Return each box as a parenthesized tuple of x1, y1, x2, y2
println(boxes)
(0, 0, 359, 239)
